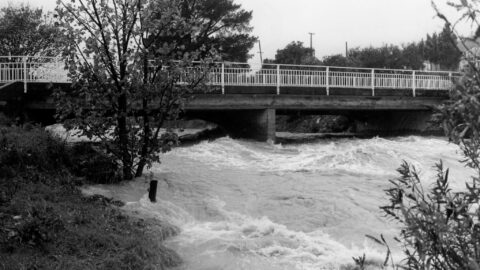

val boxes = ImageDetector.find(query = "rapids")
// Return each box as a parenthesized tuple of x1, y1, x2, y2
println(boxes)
(83, 135, 474, 270)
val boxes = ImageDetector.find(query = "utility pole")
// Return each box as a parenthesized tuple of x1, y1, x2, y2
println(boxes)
(345, 41, 349, 58)
(257, 40, 264, 64)
(309, 32, 315, 57)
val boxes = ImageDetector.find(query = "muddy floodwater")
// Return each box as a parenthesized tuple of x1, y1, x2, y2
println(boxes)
(84, 135, 474, 269)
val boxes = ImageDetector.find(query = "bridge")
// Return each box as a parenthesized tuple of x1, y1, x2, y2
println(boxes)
(0, 56, 457, 141)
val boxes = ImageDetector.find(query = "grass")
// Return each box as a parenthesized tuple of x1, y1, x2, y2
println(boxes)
(0, 126, 181, 270)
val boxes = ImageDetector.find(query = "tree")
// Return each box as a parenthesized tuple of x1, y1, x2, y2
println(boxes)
(321, 54, 358, 67)
(271, 41, 321, 65)
(0, 4, 61, 56)
(173, 0, 257, 62)
(55, 0, 212, 180)
(398, 42, 425, 70)
(424, 24, 462, 70)
(348, 45, 417, 69)
(365, 2, 480, 269)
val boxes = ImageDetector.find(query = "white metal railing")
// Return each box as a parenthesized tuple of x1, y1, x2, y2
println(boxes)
(0, 56, 68, 93)
(205, 62, 457, 96)
(0, 56, 458, 96)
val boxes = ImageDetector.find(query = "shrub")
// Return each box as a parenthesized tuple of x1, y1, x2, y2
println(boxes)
(0, 126, 70, 174)
(0, 112, 14, 126)
(377, 161, 480, 269)
(364, 3, 480, 267)
(0, 126, 182, 269)
(0, 126, 121, 184)
(69, 143, 122, 184)
(14, 206, 65, 248)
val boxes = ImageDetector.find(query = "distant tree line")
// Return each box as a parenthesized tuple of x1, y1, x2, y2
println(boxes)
(267, 24, 462, 70)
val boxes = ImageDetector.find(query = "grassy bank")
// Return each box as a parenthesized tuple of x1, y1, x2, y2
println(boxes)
(0, 126, 181, 270)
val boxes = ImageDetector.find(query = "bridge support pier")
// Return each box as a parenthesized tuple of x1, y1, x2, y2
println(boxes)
(190, 109, 276, 142)
(352, 111, 437, 135)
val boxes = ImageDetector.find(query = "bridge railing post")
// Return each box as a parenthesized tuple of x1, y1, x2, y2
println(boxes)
(371, 69, 375, 96)
(412, 71, 416, 97)
(276, 64, 280, 95)
(449, 72, 453, 91)
(221, 62, 225, 94)
(326, 67, 330, 96)
(23, 56, 27, 93)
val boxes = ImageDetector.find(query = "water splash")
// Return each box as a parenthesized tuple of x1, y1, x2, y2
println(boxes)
(169, 136, 464, 178)
(167, 198, 387, 270)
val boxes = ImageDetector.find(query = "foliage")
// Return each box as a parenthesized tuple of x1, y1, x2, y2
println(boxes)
(363, 2, 480, 269)
(0, 126, 118, 184)
(176, 0, 257, 62)
(319, 24, 461, 70)
(380, 161, 480, 269)
(272, 34, 456, 70)
(69, 143, 122, 184)
(0, 126, 70, 176)
(0, 127, 181, 270)
(322, 54, 360, 67)
(422, 24, 462, 70)
(0, 4, 61, 56)
(349, 45, 403, 69)
(348, 44, 424, 70)
(267, 41, 322, 65)
(435, 0, 480, 178)
(399, 42, 426, 70)
(55, 0, 214, 180)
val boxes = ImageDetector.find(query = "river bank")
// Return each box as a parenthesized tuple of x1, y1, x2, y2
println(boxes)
(0, 126, 182, 270)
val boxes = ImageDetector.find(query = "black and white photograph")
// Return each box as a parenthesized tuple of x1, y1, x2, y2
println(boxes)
(0, 0, 479, 269)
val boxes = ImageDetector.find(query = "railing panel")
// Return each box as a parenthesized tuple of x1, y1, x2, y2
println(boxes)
(415, 74, 451, 89)
(0, 56, 459, 94)
(329, 71, 371, 89)
(280, 69, 326, 87)
(0, 56, 68, 83)
(374, 73, 413, 89)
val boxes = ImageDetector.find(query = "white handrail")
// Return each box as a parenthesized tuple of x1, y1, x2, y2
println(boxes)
(0, 56, 459, 96)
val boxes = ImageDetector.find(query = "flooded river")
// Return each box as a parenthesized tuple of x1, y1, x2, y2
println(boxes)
(84, 135, 474, 269)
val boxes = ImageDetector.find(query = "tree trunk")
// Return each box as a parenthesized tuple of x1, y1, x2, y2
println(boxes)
(118, 93, 133, 180)
(135, 98, 150, 178)
(135, 57, 151, 178)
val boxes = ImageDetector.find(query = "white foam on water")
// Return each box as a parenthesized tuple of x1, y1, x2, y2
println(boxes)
(124, 195, 195, 227)
(166, 198, 387, 270)
(169, 136, 466, 179)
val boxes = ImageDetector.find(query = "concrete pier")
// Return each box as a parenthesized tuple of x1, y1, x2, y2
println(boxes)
(191, 109, 276, 141)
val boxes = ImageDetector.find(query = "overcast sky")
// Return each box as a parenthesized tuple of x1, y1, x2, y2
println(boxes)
(0, 0, 472, 62)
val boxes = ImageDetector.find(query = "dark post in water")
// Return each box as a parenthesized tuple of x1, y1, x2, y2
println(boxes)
(149, 180, 158, 202)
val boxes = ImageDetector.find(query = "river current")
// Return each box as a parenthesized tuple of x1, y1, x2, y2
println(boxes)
(82, 135, 474, 270)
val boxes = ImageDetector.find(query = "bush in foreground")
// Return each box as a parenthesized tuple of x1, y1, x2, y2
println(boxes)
(360, 4, 480, 267)
(376, 161, 480, 269)
(0, 126, 181, 270)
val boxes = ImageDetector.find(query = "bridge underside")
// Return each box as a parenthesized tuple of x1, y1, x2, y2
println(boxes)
(0, 83, 448, 141)
(184, 93, 446, 141)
